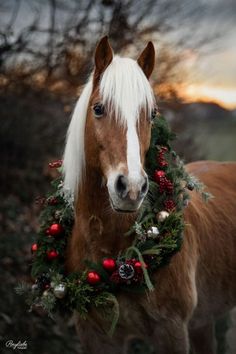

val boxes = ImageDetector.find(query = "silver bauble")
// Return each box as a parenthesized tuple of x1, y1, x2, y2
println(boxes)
(147, 226, 159, 237)
(187, 182, 195, 191)
(53, 283, 67, 299)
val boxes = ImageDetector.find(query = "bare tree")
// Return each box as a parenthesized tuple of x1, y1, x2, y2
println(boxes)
(0, 0, 221, 102)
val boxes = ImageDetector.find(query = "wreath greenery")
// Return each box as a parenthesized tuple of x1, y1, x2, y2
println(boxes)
(16, 115, 211, 335)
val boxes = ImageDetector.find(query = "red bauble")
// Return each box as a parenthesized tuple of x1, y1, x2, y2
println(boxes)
(31, 243, 38, 253)
(134, 261, 147, 271)
(154, 170, 165, 183)
(102, 258, 116, 272)
(47, 223, 63, 236)
(48, 160, 63, 168)
(46, 250, 59, 260)
(87, 271, 101, 285)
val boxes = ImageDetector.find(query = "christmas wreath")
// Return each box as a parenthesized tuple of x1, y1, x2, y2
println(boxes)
(16, 115, 211, 335)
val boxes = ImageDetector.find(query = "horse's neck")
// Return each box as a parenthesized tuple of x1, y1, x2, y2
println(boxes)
(66, 167, 136, 271)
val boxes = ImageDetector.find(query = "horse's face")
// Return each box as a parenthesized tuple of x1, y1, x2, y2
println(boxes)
(86, 96, 152, 213)
(86, 37, 155, 213)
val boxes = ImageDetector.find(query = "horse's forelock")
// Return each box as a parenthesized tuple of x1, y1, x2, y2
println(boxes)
(100, 56, 155, 127)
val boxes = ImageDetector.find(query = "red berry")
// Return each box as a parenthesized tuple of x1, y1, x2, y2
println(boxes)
(31, 243, 38, 253)
(87, 271, 101, 285)
(110, 271, 122, 284)
(46, 250, 59, 260)
(164, 199, 176, 211)
(159, 160, 168, 167)
(35, 196, 46, 205)
(49, 160, 63, 168)
(47, 196, 58, 205)
(102, 258, 116, 272)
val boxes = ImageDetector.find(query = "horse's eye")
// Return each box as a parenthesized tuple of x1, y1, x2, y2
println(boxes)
(93, 103, 104, 118)
(151, 108, 157, 121)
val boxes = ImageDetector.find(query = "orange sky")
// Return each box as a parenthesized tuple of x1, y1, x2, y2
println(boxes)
(181, 84, 236, 110)
(178, 39, 236, 110)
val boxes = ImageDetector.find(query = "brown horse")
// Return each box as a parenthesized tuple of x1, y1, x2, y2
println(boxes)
(63, 36, 236, 354)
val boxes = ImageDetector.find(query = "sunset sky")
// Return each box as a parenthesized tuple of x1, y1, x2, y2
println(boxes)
(176, 1, 236, 109)
(1, 0, 236, 110)
(181, 42, 236, 109)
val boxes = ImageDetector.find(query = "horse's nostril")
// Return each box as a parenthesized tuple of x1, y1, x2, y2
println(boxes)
(141, 177, 148, 195)
(115, 175, 128, 198)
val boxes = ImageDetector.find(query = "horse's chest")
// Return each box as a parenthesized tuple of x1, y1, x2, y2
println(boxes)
(75, 297, 156, 354)
(116, 294, 155, 332)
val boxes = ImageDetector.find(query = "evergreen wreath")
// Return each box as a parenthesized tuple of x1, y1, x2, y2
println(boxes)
(16, 115, 211, 335)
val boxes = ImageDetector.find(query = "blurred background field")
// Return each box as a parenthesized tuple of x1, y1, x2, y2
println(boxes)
(0, 1, 236, 353)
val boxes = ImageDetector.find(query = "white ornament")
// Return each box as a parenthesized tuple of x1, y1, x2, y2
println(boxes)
(157, 211, 170, 222)
(147, 226, 160, 237)
(53, 284, 67, 299)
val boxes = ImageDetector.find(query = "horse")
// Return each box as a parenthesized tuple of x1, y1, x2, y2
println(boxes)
(63, 36, 236, 354)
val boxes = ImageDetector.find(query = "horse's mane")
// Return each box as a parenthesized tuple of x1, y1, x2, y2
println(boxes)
(63, 56, 155, 197)
(63, 80, 93, 200)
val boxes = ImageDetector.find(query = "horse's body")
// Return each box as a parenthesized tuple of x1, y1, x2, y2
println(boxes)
(64, 37, 236, 354)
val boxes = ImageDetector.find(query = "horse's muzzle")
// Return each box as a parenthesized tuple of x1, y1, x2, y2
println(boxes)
(108, 173, 148, 212)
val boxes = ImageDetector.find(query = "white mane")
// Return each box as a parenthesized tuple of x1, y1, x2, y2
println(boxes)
(63, 56, 155, 198)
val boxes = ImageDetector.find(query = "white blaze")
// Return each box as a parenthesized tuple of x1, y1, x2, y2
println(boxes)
(126, 120, 142, 186)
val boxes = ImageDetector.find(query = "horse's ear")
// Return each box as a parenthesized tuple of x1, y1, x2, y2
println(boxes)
(137, 42, 155, 79)
(94, 36, 113, 78)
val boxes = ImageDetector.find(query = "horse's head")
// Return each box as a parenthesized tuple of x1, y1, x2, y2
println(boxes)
(63, 36, 156, 213)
